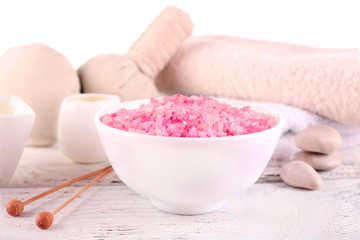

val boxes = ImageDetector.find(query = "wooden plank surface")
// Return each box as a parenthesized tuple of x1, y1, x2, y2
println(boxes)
(1, 180, 359, 240)
(1, 133, 359, 239)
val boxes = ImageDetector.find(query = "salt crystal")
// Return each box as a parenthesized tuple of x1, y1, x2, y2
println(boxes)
(100, 94, 278, 137)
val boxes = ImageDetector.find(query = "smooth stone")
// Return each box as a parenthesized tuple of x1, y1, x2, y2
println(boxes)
(294, 151, 342, 171)
(280, 161, 323, 190)
(295, 125, 342, 154)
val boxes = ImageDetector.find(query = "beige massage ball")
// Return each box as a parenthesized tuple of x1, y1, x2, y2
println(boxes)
(0, 43, 80, 146)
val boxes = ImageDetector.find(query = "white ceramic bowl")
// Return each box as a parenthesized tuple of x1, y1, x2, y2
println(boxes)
(0, 95, 35, 185)
(95, 98, 284, 215)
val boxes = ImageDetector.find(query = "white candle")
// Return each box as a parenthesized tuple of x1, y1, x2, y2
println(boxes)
(58, 93, 120, 164)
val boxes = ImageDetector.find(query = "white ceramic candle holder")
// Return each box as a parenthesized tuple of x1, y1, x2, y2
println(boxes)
(0, 95, 35, 185)
(58, 93, 120, 164)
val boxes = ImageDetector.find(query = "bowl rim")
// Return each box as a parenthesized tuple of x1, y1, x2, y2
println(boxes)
(95, 97, 285, 141)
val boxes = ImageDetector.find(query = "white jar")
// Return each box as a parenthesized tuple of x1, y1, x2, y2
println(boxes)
(58, 93, 120, 163)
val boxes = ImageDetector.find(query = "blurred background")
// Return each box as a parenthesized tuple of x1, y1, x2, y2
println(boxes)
(0, 0, 358, 68)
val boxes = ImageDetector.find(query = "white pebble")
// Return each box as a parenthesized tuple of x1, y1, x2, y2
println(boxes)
(295, 125, 342, 154)
(294, 151, 342, 171)
(280, 161, 323, 190)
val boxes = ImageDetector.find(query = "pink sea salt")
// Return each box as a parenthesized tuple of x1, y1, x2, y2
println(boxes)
(100, 94, 278, 138)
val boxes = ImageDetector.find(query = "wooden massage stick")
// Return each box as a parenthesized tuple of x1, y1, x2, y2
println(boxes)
(35, 167, 113, 230)
(6, 166, 111, 217)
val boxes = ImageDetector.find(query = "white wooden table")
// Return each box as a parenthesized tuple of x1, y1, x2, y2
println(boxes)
(1, 135, 359, 239)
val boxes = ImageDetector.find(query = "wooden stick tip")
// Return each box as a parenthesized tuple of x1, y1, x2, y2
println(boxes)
(6, 199, 24, 217)
(36, 211, 54, 230)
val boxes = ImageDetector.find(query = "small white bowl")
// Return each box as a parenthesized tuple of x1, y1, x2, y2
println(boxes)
(95, 98, 284, 215)
(0, 95, 35, 185)
(58, 93, 120, 164)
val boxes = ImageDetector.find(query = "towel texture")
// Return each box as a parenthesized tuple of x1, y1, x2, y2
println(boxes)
(156, 35, 360, 126)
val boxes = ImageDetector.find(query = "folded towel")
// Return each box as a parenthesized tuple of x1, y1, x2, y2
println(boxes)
(156, 35, 360, 126)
